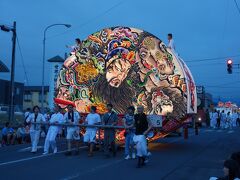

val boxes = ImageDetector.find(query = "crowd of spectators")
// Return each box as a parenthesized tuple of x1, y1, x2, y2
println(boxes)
(0, 122, 31, 146)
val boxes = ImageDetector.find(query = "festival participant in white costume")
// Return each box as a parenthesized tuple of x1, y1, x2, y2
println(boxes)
(133, 105, 152, 168)
(43, 105, 64, 155)
(210, 109, 218, 129)
(64, 104, 80, 156)
(167, 33, 176, 51)
(26, 106, 45, 153)
(84, 106, 101, 157)
(221, 110, 226, 129)
(225, 112, 232, 129)
(231, 111, 238, 127)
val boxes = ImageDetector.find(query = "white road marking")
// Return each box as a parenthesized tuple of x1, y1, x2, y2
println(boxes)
(0, 146, 87, 167)
(18, 146, 43, 152)
(227, 130, 234, 134)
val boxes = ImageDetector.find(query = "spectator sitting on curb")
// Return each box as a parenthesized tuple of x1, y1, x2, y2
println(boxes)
(1, 122, 16, 145)
(16, 124, 26, 144)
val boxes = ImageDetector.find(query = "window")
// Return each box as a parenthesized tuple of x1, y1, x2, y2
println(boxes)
(16, 88, 20, 95)
(39, 92, 47, 102)
(24, 91, 32, 101)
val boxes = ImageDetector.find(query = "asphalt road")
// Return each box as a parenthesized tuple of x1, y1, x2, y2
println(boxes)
(0, 128, 239, 180)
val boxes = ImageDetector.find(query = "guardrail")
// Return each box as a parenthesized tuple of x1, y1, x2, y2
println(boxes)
(31, 122, 163, 129)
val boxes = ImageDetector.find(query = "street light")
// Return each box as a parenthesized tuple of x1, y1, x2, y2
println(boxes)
(41, 23, 71, 112)
(0, 22, 16, 123)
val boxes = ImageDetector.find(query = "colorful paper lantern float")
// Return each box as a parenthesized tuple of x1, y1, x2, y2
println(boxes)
(55, 27, 197, 141)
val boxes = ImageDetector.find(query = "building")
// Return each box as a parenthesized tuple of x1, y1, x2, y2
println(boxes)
(23, 86, 49, 110)
(47, 55, 65, 110)
(0, 79, 24, 111)
(196, 86, 213, 110)
(205, 93, 213, 110)
(23, 55, 65, 111)
(0, 60, 9, 72)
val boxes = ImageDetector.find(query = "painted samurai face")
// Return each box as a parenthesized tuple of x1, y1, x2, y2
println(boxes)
(57, 87, 71, 102)
(106, 58, 131, 87)
(151, 90, 173, 115)
(138, 37, 174, 75)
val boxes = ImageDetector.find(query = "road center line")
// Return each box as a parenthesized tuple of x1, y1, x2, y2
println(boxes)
(0, 146, 87, 167)
(0, 128, 219, 167)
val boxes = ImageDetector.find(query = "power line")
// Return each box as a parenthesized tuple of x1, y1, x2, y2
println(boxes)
(207, 80, 240, 86)
(234, 0, 240, 16)
(185, 54, 240, 63)
(188, 62, 225, 67)
(206, 86, 240, 89)
(16, 35, 29, 85)
(47, 1, 124, 39)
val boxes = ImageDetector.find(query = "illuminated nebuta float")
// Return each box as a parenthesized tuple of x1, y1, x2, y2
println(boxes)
(55, 26, 197, 140)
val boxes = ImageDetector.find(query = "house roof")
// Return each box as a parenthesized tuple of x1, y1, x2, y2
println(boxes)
(47, 55, 65, 63)
(24, 86, 49, 92)
(0, 60, 9, 72)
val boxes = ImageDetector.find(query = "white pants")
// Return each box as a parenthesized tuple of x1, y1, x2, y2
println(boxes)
(232, 119, 237, 127)
(210, 119, 216, 128)
(44, 129, 58, 153)
(225, 121, 232, 129)
(133, 135, 147, 157)
(84, 130, 97, 143)
(67, 127, 80, 140)
(221, 120, 225, 128)
(30, 130, 40, 152)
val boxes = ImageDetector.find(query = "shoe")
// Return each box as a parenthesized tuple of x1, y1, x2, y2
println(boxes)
(147, 152, 152, 156)
(144, 158, 149, 164)
(125, 155, 131, 160)
(31, 150, 37, 153)
(53, 147, 57, 154)
(42, 152, 48, 155)
(132, 153, 136, 159)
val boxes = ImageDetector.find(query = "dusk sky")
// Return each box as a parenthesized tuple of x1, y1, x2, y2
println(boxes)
(0, 0, 240, 104)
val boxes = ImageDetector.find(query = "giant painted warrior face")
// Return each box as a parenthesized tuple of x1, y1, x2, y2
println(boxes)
(150, 90, 173, 115)
(106, 58, 131, 87)
(57, 86, 71, 101)
(138, 36, 174, 75)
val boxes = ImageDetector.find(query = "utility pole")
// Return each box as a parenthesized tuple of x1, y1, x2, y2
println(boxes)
(41, 23, 71, 112)
(9, 21, 17, 122)
(1, 21, 17, 122)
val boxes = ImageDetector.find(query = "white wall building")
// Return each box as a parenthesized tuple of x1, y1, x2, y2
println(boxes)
(47, 55, 65, 110)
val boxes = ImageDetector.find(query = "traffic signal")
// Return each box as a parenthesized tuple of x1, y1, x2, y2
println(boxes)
(227, 59, 233, 74)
